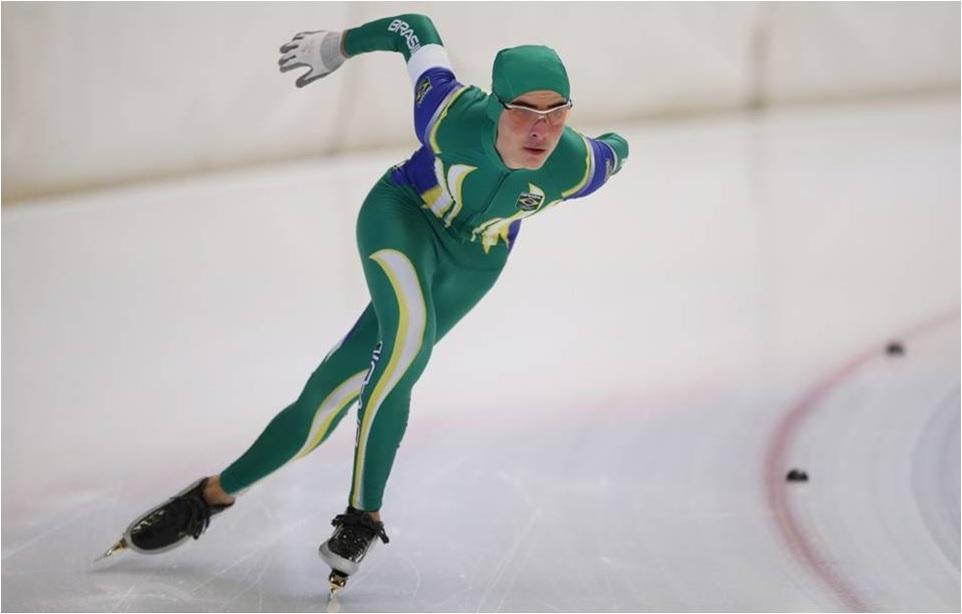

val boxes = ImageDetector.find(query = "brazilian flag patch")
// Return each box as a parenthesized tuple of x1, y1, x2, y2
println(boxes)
(516, 192, 544, 211)
(415, 77, 433, 106)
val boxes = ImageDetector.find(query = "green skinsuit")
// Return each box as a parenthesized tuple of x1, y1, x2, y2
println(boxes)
(220, 14, 629, 511)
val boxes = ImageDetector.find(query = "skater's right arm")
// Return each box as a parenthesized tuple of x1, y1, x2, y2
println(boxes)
(340, 14, 445, 65)
(279, 15, 462, 147)
(346, 15, 464, 148)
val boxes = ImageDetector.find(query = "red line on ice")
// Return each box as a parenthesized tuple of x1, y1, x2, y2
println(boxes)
(763, 308, 959, 612)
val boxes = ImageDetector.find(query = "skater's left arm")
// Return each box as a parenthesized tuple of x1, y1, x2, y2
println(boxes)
(564, 132, 631, 200)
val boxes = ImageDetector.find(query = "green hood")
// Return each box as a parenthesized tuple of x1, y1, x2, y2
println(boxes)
(485, 45, 570, 123)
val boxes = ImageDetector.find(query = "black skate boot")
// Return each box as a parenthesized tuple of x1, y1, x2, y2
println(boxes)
(318, 506, 389, 596)
(96, 477, 233, 561)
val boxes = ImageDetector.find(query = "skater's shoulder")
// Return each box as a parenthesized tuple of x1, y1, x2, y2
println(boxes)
(426, 85, 492, 149)
(542, 127, 626, 199)
(539, 127, 591, 179)
(440, 84, 490, 119)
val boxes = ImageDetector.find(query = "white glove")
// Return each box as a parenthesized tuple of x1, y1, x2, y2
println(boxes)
(278, 30, 347, 88)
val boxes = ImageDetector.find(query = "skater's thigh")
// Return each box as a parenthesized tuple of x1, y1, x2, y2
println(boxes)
(312, 302, 380, 381)
(434, 262, 506, 342)
(356, 180, 439, 340)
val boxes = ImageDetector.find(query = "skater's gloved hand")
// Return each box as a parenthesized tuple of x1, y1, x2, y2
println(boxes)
(278, 30, 347, 88)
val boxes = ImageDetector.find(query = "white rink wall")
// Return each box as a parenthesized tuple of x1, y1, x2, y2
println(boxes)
(2, 1, 960, 201)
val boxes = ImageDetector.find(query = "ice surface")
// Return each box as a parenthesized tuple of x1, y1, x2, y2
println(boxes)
(2, 95, 959, 611)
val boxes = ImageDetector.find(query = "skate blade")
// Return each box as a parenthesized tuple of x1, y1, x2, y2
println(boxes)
(328, 570, 348, 599)
(94, 537, 128, 562)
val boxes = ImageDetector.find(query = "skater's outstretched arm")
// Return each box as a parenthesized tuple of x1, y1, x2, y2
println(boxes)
(562, 131, 631, 201)
(340, 14, 445, 65)
(278, 15, 461, 147)
(278, 15, 448, 85)
(343, 15, 462, 148)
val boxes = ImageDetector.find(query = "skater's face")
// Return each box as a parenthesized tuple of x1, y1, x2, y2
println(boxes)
(495, 90, 571, 170)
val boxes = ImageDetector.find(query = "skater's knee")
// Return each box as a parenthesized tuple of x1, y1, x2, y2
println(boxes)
(368, 339, 434, 390)
(277, 397, 313, 423)
(265, 401, 317, 451)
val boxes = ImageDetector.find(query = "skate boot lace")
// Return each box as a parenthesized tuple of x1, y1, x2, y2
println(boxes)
(133, 491, 215, 541)
(329, 510, 389, 562)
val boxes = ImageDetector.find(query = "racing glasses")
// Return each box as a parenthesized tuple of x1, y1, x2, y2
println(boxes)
(499, 97, 573, 127)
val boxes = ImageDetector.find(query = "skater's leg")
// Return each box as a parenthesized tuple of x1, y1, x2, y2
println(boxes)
(433, 258, 508, 343)
(348, 178, 440, 512)
(202, 475, 234, 505)
(218, 302, 380, 495)
(317, 180, 513, 587)
(332, 267, 501, 522)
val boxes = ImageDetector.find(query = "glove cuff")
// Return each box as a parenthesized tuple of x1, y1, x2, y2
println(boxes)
(320, 31, 347, 72)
